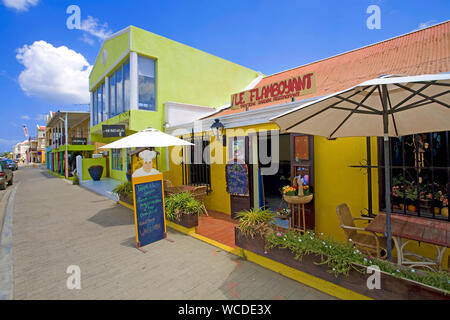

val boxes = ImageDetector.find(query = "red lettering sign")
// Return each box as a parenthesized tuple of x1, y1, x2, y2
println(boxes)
(231, 72, 316, 110)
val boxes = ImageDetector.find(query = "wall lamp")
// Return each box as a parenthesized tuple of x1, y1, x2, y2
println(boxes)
(211, 119, 226, 146)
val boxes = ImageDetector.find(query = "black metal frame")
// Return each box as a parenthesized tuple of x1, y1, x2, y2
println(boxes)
(181, 131, 212, 193)
(376, 132, 450, 221)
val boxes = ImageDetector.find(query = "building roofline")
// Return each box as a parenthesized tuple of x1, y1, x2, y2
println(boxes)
(263, 19, 450, 79)
(89, 26, 132, 80)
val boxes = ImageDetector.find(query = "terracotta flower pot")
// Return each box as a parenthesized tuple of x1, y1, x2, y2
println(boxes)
(441, 207, 448, 217)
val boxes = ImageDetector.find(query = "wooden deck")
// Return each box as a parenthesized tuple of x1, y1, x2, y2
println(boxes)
(196, 210, 238, 248)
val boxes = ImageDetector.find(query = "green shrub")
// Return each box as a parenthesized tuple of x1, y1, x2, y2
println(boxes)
(112, 181, 133, 198)
(165, 192, 204, 221)
(236, 208, 275, 239)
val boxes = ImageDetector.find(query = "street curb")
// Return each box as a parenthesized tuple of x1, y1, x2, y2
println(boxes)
(117, 201, 366, 300)
(0, 188, 13, 236)
(0, 183, 18, 300)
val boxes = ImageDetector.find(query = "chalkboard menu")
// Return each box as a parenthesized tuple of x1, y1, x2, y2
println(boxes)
(132, 174, 166, 247)
(226, 162, 249, 196)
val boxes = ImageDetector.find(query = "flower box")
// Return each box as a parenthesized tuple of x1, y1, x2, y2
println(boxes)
(171, 214, 198, 229)
(234, 227, 449, 300)
(119, 194, 133, 206)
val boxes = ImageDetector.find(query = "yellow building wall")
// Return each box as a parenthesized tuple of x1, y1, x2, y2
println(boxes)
(164, 124, 449, 268)
(313, 136, 379, 242)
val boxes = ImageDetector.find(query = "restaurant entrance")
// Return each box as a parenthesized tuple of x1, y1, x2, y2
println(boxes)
(227, 136, 254, 219)
(259, 133, 291, 212)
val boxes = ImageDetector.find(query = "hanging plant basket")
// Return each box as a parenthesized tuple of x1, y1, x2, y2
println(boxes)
(283, 194, 313, 205)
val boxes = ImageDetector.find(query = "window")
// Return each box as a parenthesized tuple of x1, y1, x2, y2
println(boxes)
(102, 83, 107, 121)
(97, 84, 103, 123)
(92, 81, 105, 125)
(109, 74, 116, 117)
(182, 135, 211, 192)
(92, 89, 97, 125)
(123, 61, 130, 111)
(380, 131, 449, 221)
(106, 59, 130, 118)
(116, 66, 123, 114)
(111, 149, 123, 171)
(138, 56, 156, 111)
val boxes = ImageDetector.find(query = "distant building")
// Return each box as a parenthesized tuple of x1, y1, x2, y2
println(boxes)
(46, 110, 93, 178)
(13, 140, 29, 163)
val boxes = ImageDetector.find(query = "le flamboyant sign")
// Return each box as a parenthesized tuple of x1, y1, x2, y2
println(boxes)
(231, 72, 316, 110)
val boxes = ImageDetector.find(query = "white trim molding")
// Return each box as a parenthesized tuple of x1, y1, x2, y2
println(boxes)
(165, 96, 323, 135)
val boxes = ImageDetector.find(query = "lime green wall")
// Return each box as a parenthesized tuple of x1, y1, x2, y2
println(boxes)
(90, 26, 260, 180)
(130, 25, 260, 110)
(82, 158, 107, 181)
(89, 31, 130, 89)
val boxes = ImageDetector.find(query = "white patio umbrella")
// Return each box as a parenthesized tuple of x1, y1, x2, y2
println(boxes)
(99, 127, 193, 149)
(271, 73, 450, 260)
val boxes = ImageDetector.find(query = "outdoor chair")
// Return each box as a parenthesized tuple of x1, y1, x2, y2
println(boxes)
(191, 185, 208, 216)
(163, 180, 173, 189)
(336, 203, 390, 259)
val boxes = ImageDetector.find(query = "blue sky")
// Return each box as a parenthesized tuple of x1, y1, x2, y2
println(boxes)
(0, 0, 449, 152)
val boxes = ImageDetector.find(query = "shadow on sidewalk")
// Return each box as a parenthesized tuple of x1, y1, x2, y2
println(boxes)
(39, 169, 59, 179)
(120, 236, 136, 248)
(88, 204, 134, 228)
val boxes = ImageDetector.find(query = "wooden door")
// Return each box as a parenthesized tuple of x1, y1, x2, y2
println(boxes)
(290, 134, 315, 230)
(227, 136, 253, 219)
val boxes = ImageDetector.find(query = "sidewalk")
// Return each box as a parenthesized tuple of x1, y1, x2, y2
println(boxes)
(10, 167, 335, 300)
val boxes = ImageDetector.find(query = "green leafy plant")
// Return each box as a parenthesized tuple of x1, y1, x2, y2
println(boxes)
(236, 208, 275, 239)
(72, 174, 80, 185)
(112, 181, 133, 198)
(165, 192, 204, 221)
(265, 229, 450, 292)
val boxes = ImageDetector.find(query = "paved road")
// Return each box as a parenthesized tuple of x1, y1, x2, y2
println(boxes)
(7, 167, 335, 300)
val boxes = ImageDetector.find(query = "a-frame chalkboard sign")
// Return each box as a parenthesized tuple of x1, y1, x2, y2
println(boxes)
(132, 173, 167, 248)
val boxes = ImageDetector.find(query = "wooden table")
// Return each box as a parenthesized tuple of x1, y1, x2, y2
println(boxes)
(366, 212, 450, 270)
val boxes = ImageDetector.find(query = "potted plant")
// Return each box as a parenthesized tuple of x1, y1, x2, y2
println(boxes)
(112, 181, 133, 205)
(404, 183, 418, 212)
(234, 208, 276, 254)
(165, 192, 204, 228)
(88, 165, 103, 181)
(435, 190, 448, 217)
(72, 173, 80, 185)
(392, 175, 406, 209)
(275, 207, 291, 220)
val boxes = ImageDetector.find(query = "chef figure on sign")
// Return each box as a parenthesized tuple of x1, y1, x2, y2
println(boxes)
(132, 150, 160, 178)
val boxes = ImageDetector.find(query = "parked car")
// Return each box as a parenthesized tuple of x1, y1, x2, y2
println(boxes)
(0, 160, 13, 190)
(5, 159, 18, 171)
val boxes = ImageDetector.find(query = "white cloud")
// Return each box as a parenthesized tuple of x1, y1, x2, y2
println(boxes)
(80, 33, 95, 46)
(21, 115, 30, 120)
(16, 40, 92, 104)
(80, 16, 113, 41)
(35, 114, 47, 121)
(0, 138, 20, 150)
(2, 0, 38, 11)
(417, 20, 437, 30)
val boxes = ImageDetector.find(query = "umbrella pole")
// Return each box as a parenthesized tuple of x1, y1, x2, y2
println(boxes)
(381, 85, 393, 261)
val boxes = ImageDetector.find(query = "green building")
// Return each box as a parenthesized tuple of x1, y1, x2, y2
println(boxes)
(89, 25, 261, 182)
